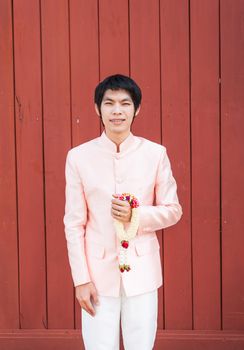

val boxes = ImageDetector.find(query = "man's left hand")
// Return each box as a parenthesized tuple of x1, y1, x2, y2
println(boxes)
(111, 194, 132, 223)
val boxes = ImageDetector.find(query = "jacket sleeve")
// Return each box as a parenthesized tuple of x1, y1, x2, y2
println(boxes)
(63, 150, 91, 287)
(137, 148, 182, 234)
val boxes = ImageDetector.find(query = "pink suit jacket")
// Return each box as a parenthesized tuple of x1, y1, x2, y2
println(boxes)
(63, 132, 182, 297)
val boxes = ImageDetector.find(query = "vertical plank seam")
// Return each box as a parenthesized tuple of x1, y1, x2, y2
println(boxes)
(218, 0, 223, 331)
(158, 0, 165, 330)
(67, 0, 73, 148)
(67, 0, 76, 329)
(128, 0, 131, 76)
(97, 0, 102, 134)
(158, 0, 163, 146)
(97, 0, 101, 81)
(188, 0, 194, 330)
(11, 0, 21, 329)
(39, 0, 48, 329)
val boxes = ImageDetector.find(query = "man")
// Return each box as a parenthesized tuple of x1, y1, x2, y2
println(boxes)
(63, 74, 182, 350)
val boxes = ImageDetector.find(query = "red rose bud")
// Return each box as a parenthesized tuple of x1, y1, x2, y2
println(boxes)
(131, 198, 139, 208)
(121, 240, 129, 249)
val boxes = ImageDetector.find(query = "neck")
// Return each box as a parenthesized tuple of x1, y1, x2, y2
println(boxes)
(104, 130, 130, 152)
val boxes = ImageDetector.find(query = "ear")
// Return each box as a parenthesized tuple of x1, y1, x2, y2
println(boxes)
(94, 104, 100, 116)
(134, 105, 141, 117)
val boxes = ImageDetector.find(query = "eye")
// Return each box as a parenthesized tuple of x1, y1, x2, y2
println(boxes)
(104, 101, 112, 105)
(122, 102, 131, 106)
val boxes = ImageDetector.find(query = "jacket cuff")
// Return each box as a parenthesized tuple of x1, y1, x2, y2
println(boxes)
(74, 277, 92, 288)
(66, 241, 91, 288)
(137, 204, 183, 235)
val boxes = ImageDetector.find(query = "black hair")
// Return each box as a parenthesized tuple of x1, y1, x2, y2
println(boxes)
(94, 74, 142, 115)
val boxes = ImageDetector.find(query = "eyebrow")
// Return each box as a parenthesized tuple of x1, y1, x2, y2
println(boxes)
(103, 97, 132, 102)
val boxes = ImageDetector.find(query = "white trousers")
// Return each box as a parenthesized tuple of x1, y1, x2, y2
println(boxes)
(81, 282, 158, 350)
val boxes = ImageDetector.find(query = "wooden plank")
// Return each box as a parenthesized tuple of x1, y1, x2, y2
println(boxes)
(99, 0, 129, 78)
(40, 0, 73, 328)
(0, 0, 19, 329)
(129, 0, 163, 329)
(160, 0, 192, 329)
(13, 0, 46, 328)
(130, 0, 161, 144)
(1, 329, 244, 350)
(69, 0, 100, 329)
(190, 0, 221, 329)
(69, 0, 100, 148)
(221, 0, 244, 330)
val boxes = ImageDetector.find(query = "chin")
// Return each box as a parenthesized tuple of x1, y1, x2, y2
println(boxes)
(110, 127, 126, 133)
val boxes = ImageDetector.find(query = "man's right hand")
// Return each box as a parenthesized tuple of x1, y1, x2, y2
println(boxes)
(75, 282, 99, 317)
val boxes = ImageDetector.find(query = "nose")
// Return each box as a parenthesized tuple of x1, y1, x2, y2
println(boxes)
(112, 104, 122, 115)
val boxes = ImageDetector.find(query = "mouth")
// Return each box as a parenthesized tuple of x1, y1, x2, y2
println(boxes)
(109, 119, 125, 125)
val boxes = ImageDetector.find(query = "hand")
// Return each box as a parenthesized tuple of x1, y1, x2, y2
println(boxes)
(111, 194, 132, 223)
(75, 282, 99, 317)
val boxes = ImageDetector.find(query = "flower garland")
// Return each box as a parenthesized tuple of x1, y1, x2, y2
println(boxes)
(113, 193, 139, 272)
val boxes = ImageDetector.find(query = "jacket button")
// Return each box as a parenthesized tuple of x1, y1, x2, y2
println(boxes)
(116, 178, 123, 184)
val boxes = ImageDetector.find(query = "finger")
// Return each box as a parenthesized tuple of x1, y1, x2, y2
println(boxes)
(112, 207, 125, 214)
(111, 198, 129, 207)
(112, 212, 124, 220)
(83, 299, 96, 317)
(112, 214, 127, 222)
(112, 206, 131, 218)
(111, 204, 128, 213)
(91, 289, 100, 306)
(85, 300, 96, 316)
(82, 306, 94, 317)
(112, 208, 130, 219)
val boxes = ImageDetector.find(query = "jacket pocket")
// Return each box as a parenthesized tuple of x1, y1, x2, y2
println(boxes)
(135, 236, 160, 256)
(85, 240, 105, 259)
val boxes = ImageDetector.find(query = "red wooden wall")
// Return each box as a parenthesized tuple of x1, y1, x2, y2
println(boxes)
(0, 0, 244, 349)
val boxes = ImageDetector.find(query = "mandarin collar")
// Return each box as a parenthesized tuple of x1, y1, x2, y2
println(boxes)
(99, 131, 137, 155)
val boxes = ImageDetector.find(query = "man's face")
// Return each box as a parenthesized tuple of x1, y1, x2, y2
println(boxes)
(95, 89, 140, 138)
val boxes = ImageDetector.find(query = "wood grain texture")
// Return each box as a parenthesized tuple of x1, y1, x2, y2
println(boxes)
(160, 0, 192, 329)
(221, 0, 244, 330)
(13, 0, 46, 328)
(0, 329, 244, 350)
(130, 0, 161, 143)
(191, 0, 221, 329)
(69, 0, 100, 149)
(99, 0, 129, 78)
(41, 0, 73, 328)
(0, 0, 19, 329)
